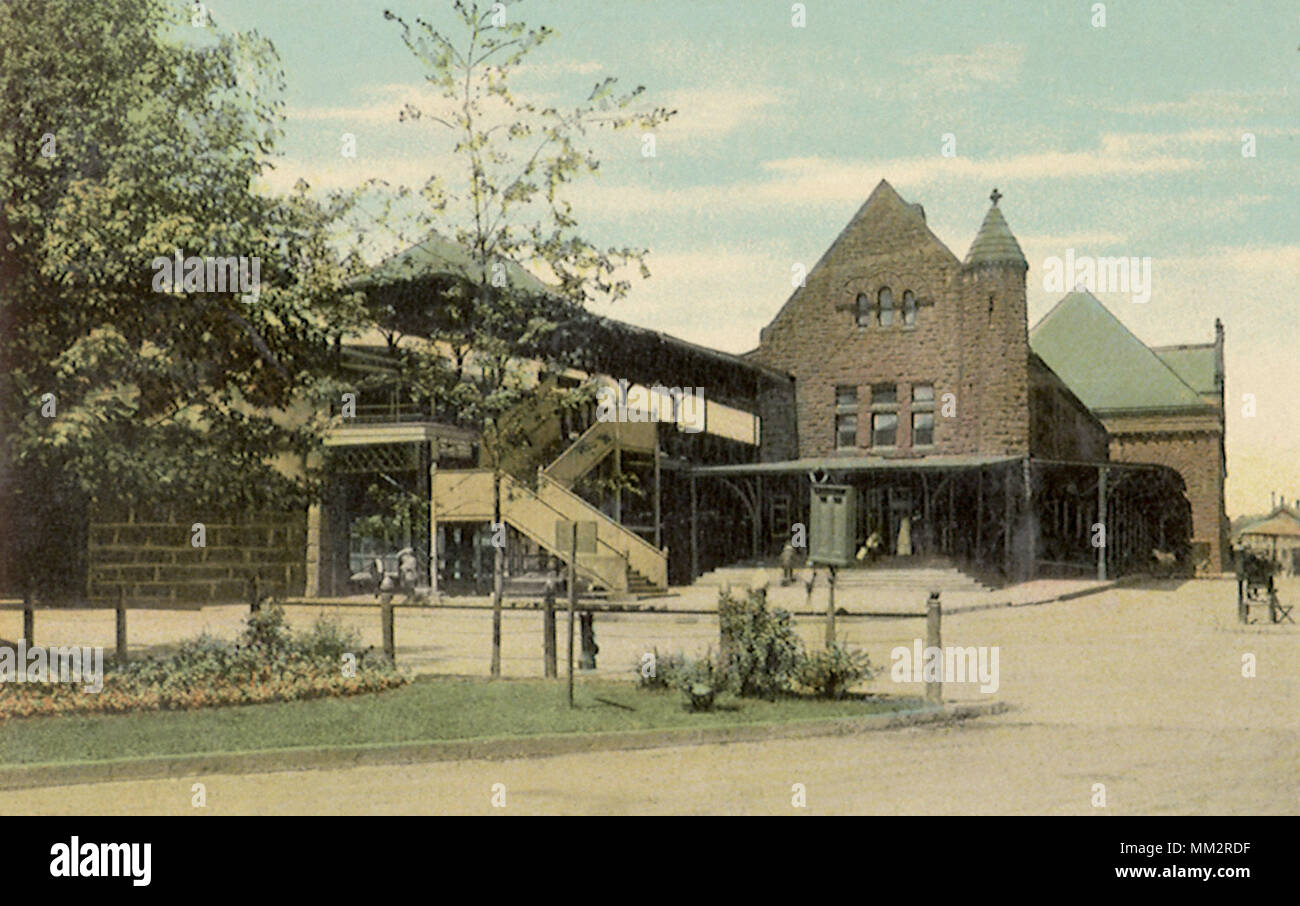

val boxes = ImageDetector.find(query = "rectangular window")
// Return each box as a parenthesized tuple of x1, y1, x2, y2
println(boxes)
(871, 412, 898, 447)
(912, 412, 934, 446)
(836, 414, 858, 450)
(835, 385, 858, 450)
(871, 383, 897, 407)
(912, 383, 934, 404)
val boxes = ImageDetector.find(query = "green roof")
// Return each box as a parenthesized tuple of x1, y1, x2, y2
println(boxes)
(354, 233, 552, 295)
(1153, 345, 1217, 396)
(1029, 291, 1208, 413)
(964, 203, 1027, 268)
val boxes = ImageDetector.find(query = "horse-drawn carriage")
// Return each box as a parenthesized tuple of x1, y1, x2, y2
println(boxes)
(1237, 550, 1293, 624)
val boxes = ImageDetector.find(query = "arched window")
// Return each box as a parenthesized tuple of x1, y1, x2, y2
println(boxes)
(902, 290, 916, 326)
(877, 287, 893, 327)
(855, 292, 871, 327)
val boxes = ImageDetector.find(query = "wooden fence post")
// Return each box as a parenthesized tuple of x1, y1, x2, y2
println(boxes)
(381, 602, 395, 663)
(22, 591, 34, 645)
(543, 585, 557, 678)
(116, 587, 128, 663)
(825, 566, 837, 648)
(925, 591, 942, 705)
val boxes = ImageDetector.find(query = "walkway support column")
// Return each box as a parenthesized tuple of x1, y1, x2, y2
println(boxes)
(1097, 466, 1109, 581)
(429, 439, 439, 596)
(690, 473, 699, 582)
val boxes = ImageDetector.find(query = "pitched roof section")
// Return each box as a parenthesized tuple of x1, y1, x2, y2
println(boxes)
(1236, 507, 1300, 539)
(354, 232, 552, 295)
(1153, 344, 1217, 396)
(1029, 290, 1208, 413)
(964, 200, 1027, 269)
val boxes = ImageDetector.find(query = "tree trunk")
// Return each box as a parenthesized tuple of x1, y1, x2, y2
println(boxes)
(491, 470, 503, 677)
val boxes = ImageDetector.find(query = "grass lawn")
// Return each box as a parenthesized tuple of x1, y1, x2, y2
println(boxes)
(0, 677, 924, 766)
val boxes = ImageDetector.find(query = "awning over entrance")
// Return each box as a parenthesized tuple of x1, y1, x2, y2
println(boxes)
(688, 454, 1018, 476)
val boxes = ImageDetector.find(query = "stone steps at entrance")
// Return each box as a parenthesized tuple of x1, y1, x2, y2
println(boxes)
(694, 560, 997, 593)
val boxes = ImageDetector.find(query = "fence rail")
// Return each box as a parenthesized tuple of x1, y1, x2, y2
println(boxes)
(2, 587, 945, 702)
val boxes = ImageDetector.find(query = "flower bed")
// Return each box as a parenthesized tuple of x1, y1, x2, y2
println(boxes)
(0, 605, 407, 722)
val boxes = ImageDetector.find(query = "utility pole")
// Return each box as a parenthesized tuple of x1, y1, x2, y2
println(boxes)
(567, 521, 577, 707)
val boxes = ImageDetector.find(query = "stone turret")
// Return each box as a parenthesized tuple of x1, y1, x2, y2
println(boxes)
(960, 189, 1030, 455)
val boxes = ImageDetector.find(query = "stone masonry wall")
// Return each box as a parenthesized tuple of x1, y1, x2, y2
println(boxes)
(87, 509, 307, 604)
(751, 181, 1033, 458)
(1108, 430, 1227, 571)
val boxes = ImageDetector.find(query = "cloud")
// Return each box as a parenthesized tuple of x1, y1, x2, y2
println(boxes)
(1115, 88, 1292, 118)
(592, 246, 791, 354)
(567, 138, 1204, 220)
(654, 86, 783, 140)
(903, 43, 1026, 91)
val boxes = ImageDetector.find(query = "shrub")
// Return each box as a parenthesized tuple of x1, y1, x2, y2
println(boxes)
(672, 655, 721, 711)
(718, 588, 802, 699)
(296, 616, 363, 664)
(239, 603, 293, 655)
(797, 643, 875, 699)
(635, 648, 687, 690)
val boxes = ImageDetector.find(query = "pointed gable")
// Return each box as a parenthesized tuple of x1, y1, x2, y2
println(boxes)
(1029, 290, 1207, 412)
(756, 179, 959, 345)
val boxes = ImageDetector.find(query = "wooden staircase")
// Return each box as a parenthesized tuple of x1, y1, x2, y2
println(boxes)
(434, 469, 668, 595)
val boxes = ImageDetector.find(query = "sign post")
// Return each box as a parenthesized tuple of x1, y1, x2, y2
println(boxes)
(809, 484, 855, 648)
(557, 520, 597, 707)
(567, 521, 576, 707)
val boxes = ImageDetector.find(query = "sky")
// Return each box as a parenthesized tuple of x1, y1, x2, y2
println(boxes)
(203, 0, 1298, 517)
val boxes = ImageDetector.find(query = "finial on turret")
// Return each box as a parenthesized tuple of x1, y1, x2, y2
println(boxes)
(990, 188, 1002, 206)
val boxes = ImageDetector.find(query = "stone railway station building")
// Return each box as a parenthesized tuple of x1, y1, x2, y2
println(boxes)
(8, 181, 1227, 604)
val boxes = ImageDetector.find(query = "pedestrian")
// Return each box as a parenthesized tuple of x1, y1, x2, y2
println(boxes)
(780, 541, 797, 586)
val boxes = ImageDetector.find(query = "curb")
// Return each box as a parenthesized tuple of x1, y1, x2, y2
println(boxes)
(0, 700, 1009, 792)
(942, 579, 1125, 615)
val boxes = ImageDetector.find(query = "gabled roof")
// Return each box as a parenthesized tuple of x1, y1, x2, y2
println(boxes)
(964, 201, 1027, 269)
(1029, 290, 1208, 413)
(755, 180, 961, 344)
(353, 232, 551, 295)
(1152, 344, 1217, 396)
(1235, 506, 1300, 539)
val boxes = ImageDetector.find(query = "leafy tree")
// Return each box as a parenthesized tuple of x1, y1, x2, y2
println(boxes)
(378, 0, 673, 674)
(0, 0, 364, 598)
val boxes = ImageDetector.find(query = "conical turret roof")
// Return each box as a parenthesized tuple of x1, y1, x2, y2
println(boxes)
(965, 190, 1027, 268)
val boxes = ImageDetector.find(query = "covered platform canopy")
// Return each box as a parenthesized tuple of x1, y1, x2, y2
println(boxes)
(683, 454, 1191, 586)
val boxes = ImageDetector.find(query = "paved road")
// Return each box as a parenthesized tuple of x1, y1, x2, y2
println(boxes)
(3, 578, 1297, 814)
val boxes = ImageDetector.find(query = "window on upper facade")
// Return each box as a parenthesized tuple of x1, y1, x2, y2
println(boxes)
(855, 293, 871, 327)
(877, 287, 894, 327)
(871, 383, 898, 407)
(834, 385, 858, 449)
(912, 412, 934, 446)
(871, 412, 898, 447)
(910, 383, 935, 446)
(870, 383, 898, 447)
(902, 290, 916, 326)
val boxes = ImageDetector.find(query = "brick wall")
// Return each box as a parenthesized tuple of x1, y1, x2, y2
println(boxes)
(1108, 430, 1227, 571)
(87, 509, 307, 604)
(751, 181, 1033, 459)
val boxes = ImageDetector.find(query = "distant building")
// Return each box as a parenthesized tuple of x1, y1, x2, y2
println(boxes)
(1234, 506, 1300, 574)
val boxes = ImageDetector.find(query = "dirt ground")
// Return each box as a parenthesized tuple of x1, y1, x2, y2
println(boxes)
(1, 576, 1296, 814)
